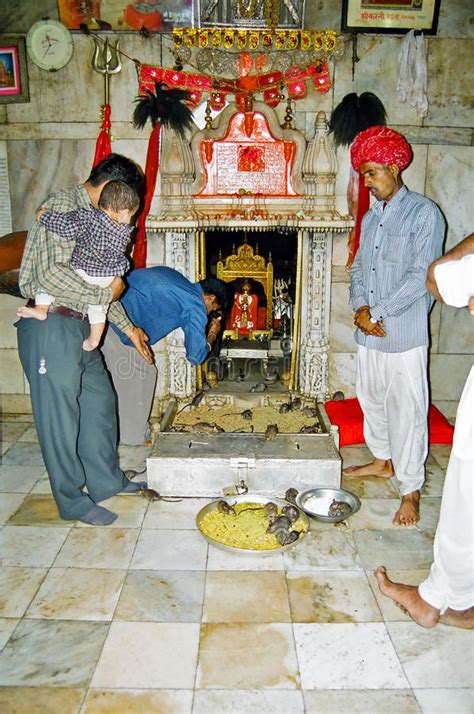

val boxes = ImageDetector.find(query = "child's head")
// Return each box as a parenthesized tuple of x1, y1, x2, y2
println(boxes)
(99, 180, 140, 224)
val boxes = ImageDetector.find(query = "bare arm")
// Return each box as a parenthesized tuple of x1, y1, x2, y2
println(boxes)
(426, 233, 474, 302)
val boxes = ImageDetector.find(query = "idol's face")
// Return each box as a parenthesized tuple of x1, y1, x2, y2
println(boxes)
(360, 162, 402, 203)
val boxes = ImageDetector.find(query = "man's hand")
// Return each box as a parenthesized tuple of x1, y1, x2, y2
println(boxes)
(207, 315, 222, 348)
(354, 305, 386, 337)
(125, 326, 154, 364)
(109, 277, 126, 301)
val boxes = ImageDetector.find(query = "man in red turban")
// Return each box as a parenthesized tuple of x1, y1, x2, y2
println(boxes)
(343, 126, 446, 527)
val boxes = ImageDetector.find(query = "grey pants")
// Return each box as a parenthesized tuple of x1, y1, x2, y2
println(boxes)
(102, 327, 158, 445)
(17, 313, 127, 520)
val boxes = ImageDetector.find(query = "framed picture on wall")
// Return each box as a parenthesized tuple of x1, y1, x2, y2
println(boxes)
(0, 38, 29, 103)
(341, 0, 441, 35)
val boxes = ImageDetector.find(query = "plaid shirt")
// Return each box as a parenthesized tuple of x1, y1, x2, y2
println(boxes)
(40, 206, 132, 277)
(19, 184, 132, 332)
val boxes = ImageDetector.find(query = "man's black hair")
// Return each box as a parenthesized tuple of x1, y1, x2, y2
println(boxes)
(199, 276, 229, 313)
(87, 153, 143, 193)
(99, 180, 140, 213)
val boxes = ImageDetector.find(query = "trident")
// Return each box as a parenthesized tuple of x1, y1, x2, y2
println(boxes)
(92, 36, 122, 107)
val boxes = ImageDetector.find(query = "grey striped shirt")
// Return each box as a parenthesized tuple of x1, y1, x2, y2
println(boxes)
(350, 185, 445, 352)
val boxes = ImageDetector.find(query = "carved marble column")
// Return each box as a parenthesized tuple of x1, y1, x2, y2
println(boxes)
(159, 127, 195, 218)
(298, 230, 333, 399)
(164, 231, 198, 398)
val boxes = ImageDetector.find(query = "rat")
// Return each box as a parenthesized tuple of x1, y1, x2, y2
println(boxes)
(264, 424, 279, 441)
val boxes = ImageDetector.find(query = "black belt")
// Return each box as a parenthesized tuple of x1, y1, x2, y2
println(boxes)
(26, 299, 89, 322)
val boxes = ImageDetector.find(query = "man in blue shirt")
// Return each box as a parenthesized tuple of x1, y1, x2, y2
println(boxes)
(102, 267, 228, 445)
(343, 126, 445, 527)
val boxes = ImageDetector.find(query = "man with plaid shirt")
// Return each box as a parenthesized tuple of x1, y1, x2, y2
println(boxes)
(17, 154, 153, 526)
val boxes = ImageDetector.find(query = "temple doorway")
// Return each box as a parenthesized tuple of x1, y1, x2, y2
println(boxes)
(202, 228, 298, 388)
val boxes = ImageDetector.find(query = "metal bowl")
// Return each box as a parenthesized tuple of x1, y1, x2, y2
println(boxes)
(296, 487, 361, 523)
(196, 494, 309, 556)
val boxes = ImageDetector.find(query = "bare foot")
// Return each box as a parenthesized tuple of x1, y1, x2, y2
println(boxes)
(343, 458, 394, 479)
(16, 306, 48, 321)
(82, 338, 99, 352)
(393, 490, 420, 526)
(374, 566, 439, 628)
(440, 607, 474, 630)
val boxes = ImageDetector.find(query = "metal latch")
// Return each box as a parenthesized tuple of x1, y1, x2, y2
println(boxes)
(230, 458, 256, 469)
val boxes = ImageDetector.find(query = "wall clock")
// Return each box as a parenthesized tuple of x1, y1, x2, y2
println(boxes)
(26, 19, 74, 72)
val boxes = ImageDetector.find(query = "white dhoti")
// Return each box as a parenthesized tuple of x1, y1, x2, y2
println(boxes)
(356, 344, 429, 495)
(418, 367, 474, 613)
(101, 327, 157, 445)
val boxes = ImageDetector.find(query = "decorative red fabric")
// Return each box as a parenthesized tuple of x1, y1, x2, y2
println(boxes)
(92, 104, 112, 169)
(325, 398, 454, 447)
(350, 125, 412, 173)
(133, 123, 161, 269)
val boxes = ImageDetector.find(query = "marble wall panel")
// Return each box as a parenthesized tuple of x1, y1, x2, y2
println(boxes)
(438, 0, 474, 38)
(0, 296, 23, 349)
(0, 2, 58, 32)
(438, 302, 474, 355)
(425, 145, 474, 249)
(333, 35, 423, 128)
(328, 352, 357, 397)
(430, 354, 473, 402)
(0, 349, 26, 394)
(425, 39, 473, 128)
(8, 138, 148, 232)
(329, 282, 355, 353)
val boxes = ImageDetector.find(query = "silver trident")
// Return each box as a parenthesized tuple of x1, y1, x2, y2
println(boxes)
(91, 36, 122, 106)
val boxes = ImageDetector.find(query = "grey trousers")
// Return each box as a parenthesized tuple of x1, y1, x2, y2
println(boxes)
(17, 313, 127, 520)
(102, 327, 158, 445)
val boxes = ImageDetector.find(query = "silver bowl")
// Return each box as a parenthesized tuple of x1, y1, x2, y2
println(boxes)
(196, 494, 309, 556)
(296, 487, 361, 523)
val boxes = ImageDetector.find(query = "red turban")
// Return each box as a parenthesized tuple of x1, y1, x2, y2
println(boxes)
(350, 125, 413, 173)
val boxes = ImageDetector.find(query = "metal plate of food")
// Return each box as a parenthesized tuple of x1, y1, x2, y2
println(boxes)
(296, 487, 361, 523)
(196, 495, 310, 556)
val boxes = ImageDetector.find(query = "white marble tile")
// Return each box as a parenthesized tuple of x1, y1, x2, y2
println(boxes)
(0, 443, 12, 457)
(387, 622, 474, 688)
(26, 568, 126, 621)
(353, 530, 434, 570)
(328, 353, 357, 399)
(30, 477, 52, 495)
(0, 422, 29, 442)
(0, 525, 70, 567)
(0, 619, 109, 686)
(206, 546, 285, 571)
(203, 571, 291, 623)
(0, 442, 44, 466)
(287, 570, 382, 623)
(130, 529, 207, 570)
(0, 493, 25, 524)
(91, 622, 200, 689)
(329, 282, 355, 353)
(117, 444, 150, 471)
(304, 689, 420, 713)
(349, 498, 411, 531)
(193, 689, 305, 714)
(0, 296, 24, 349)
(142, 497, 208, 529)
(54, 528, 139, 569)
(429, 444, 452, 471)
(196, 623, 299, 689)
(422, 455, 447, 497)
(0, 686, 85, 714)
(294, 622, 409, 689)
(283, 529, 362, 571)
(0, 566, 47, 617)
(426, 40, 473, 128)
(115, 570, 205, 622)
(403, 144, 428, 196)
(82, 689, 193, 714)
(0, 618, 18, 650)
(0, 465, 46, 493)
(17, 426, 39, 443)
(430, 355, 474, 403)
(414, 688, 474, 714)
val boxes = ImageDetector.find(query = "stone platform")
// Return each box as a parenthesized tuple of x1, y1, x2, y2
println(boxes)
(147, 403, 341, 497)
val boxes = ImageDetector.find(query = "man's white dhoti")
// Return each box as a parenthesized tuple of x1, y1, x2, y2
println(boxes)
(418, 367, 474, 612)
(356, 344, 429, 495)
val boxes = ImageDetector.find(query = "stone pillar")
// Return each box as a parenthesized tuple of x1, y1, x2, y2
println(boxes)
(298, 230, 333, 399)
(159, 127, 195, 217)
(302, 111, 338, 215)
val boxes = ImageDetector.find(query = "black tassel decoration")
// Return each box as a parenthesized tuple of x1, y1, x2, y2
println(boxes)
(329, 92, 387, 147)
(133, 82, 194, 137)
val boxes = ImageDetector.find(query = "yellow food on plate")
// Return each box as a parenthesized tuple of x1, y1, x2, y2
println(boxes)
(198, 501, 308, 550)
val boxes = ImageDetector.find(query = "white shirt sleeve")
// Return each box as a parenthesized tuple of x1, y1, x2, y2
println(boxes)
(434, 254, 474, 308)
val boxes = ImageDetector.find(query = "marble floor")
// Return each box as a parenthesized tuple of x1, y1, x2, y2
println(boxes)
(0, 414, 473, 714)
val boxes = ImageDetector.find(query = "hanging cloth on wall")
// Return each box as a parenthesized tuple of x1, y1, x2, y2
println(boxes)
(397, 29, 428, 118)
